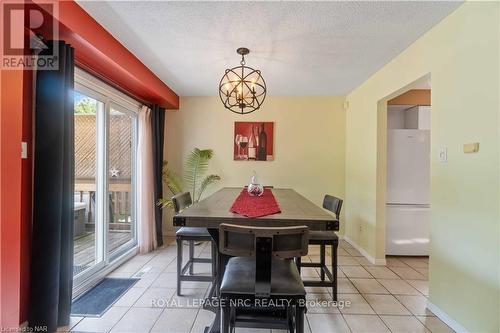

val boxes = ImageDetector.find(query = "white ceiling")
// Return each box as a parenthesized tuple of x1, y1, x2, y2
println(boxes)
(77, 1, 462, 96)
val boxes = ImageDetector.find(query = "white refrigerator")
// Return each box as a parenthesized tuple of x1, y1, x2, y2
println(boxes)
(386, 129, 430, 255)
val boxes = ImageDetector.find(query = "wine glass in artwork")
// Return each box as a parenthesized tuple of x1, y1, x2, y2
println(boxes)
(239, 136, 249, 160)
(235, 134, 243, 159)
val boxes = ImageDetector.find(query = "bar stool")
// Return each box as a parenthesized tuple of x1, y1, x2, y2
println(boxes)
(296, 194, 342, 300)
(173, 192, 216, 296)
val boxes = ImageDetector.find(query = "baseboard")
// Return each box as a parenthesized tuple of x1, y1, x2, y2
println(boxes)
(427, 301, 469, 333)
(341, 235, 387, 265)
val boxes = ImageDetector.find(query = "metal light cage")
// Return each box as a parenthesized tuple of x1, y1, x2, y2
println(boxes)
(219, 48, 266, 114)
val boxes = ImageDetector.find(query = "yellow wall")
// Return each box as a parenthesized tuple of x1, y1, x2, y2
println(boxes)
(163, 96, 346, 235)
(345, 2, 499, 332)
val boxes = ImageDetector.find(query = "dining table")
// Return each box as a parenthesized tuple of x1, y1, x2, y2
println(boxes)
(173, 187, 339, 333)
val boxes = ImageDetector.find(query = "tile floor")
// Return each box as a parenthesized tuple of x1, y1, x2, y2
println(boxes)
(62, 238, 455, 333)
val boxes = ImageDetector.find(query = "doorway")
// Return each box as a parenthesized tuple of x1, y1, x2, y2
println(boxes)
(73, 68, 139, 294)
(384, 79, 431, 257)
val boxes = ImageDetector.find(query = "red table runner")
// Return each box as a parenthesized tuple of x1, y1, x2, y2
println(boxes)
(230, 188, 281, 218)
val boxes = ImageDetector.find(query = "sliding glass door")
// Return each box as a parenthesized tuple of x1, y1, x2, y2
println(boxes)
(73, 68, 139, 290)
(107, 105, 136, 259)
(73, 91, 105, 278)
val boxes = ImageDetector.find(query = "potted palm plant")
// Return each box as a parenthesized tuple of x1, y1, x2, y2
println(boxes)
(158, 148, 221, 209)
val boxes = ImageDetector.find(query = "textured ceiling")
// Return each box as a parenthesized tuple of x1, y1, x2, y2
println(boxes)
(77, 1, 462, 96)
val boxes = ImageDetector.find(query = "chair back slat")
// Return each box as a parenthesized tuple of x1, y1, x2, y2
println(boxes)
(172, 192, 192, 214)
(219, 224, 308, 298)
(323, 195, 343, 218)
(219, 224, 309, 258)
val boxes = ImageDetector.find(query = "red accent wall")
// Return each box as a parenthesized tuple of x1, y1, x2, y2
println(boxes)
(0, 68, 26, 329)
(20, 68, 33, 324)
(33, 0, 179, 109)
(1, 0, 178, 328)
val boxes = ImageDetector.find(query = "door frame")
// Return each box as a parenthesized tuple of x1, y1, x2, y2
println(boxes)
(73, 67, 140, 293)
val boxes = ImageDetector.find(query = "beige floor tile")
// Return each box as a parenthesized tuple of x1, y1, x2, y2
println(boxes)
(340, 266, 372, 278)
(308, 245, 322, 255)
(114, 287, 146, 307)
(300, 256, 312, 263)
(401, 258, 429, 269)
(151, 272, 178, 288)
(110, 307, 162, 332)
(133, 287, 176, 308)
(308, 255, 322, 263)
(350, 278, 389, 294)
(305, 293, 340, 313)
(380, 315, 430, 333)
(395, 295, 433, 315)
(112, 261, 146, 275)
(337, 294, 375, 314)
(338, 278, 359, 293)
(353, 256, 374, 266)
(73, 307, 128, 332)
(363, 294, 411, 315)
(306, 286, 332, 294)
(345, 247, 363, 257)
(339, 240, 352, 247)
(301, 267, 320, 278)
(134, 275, 159, 288)
(181, 280, 212, 289)
(187, 263, 212, 275)
(415, 267, 429, 278)
(150, 308, 198, 333)
(107, 271, 136, 278)
(189, 309, 215, 333)
(326, 266, 346, 277)
(389, 266, 426, 280)
(377, 279, 420, 295)
(407, 279, 429, 296)
(57, 316, 83, 332)
(365, 266, 400, 279)
(306, 313, 350, 333)
(417, 316, 454, 333)
(324, 264, 346, 278)
(163, 261, 178, 273)
(140, 259, 173, 273)
(343, 314, 390, 333)
(168, 288, 207, 308)
(338, 256, 361, 266)
(337, 248, 350, 256)
(385, 257, 409, 267)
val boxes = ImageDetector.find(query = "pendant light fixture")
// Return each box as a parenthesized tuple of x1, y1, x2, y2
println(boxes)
(219, 47, 266, 114)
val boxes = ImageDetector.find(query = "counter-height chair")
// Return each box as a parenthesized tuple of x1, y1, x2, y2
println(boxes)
(296, 195, 342, 300)
(219, 224, 309, 333)
(173, 192, 216, 296)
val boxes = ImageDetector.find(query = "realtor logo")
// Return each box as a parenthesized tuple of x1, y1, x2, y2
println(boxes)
(1, 0, 59, 69)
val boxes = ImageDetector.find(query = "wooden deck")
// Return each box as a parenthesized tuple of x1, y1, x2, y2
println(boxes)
(73, 231, 132, 274)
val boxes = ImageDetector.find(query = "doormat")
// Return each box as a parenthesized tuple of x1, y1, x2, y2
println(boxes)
(71, 278, 138, 317)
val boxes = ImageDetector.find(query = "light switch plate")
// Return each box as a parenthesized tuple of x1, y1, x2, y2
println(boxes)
(438, 147, 447, 162)
(464, 143, 479, 153)
(21, 142, 28, 159)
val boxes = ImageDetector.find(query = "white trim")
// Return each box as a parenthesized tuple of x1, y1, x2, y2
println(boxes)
(341, 235, 387, 265)
(75, 67, 141, 113)
(427, 301, 469, 333)
(73, 247, 138, 299)
(73, 69, 140, 295)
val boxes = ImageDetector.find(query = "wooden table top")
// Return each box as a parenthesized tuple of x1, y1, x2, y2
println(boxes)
(173, 187, 338, 231)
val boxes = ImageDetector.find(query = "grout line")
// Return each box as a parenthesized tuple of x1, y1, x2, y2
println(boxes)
(146, 306, 167, 333)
